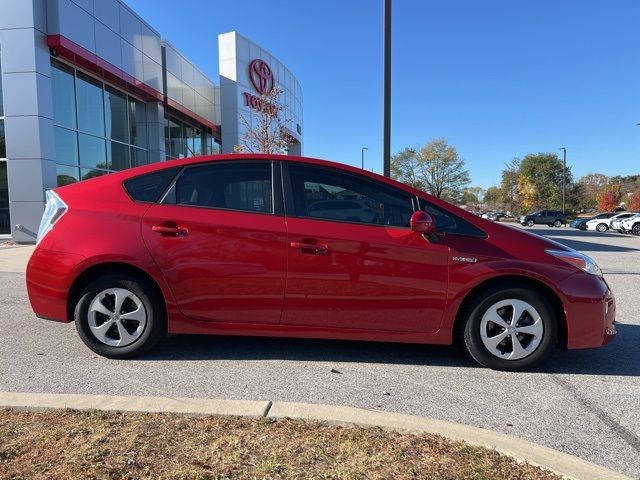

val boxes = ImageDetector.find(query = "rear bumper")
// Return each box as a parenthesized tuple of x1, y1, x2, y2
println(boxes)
(26, 248, 85, 322)
(558, 272, 616, 349)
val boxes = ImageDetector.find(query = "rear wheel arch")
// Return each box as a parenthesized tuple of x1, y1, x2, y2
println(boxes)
(67, 262, 167, 325)
(453, 275, 568, 348)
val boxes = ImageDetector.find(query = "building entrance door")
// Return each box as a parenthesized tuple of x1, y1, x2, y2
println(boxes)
(0, 161, 9, 235)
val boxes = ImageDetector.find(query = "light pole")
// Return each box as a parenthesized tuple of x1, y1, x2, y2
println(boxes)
(559, 147, 567, 214)
(361, 147, 368, 170)
(383, 0, 392, 177)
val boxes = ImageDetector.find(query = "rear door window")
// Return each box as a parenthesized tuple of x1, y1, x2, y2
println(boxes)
(162, 162, 273, 214)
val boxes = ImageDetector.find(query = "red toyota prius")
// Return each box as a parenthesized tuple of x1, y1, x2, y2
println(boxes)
(26, 154, 616, 371)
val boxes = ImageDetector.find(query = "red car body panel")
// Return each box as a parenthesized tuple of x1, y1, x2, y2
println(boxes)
(141, 203, 287, 324)
(26, 154, 616, 351)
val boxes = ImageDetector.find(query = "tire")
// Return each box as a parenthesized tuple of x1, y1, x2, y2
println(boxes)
(462, 285, 557, 371)
(553, 220, 562, 228)
(633, 224, 640, 236)
(526, 219, 534, 227)
(579, 223, 587, 231)
(596, 223, 608, 232)
(74, 274, 165, 359)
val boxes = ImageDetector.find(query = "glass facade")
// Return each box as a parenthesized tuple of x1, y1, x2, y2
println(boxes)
(51, 60, 149, 187)
(164, 113, 220, 160)
(0, 45, 9, 234)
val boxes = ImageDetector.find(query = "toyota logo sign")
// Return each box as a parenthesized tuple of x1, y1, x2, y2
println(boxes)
(248, 59, 275, 95)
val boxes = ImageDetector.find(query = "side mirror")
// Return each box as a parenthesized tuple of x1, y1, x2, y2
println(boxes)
(410, 211, 436, 234)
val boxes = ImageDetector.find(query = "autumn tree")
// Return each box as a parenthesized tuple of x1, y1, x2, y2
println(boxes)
(236, 86, 294, 154)
(461, 187, 485, 207)
(391, 139, 470, 203)
(390, 148, 421, 189)
(499, 157, 521, 213)
(597, 184, 622, 212)
(628, 191, 640, 211)
(483, 186, 503, 209)
(578, 173, 609, 209)
(517, 153, 572, 210)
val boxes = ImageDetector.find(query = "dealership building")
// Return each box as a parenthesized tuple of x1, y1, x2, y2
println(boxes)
(0, 0, 303, 242)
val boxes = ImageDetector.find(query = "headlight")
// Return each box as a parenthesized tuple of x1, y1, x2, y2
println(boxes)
(545, 249, 602, 276)
(36, 190, 68, 244)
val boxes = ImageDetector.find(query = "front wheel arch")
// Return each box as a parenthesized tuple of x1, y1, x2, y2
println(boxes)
(453, 276, 567, 349)
(67, 262, 167, 327)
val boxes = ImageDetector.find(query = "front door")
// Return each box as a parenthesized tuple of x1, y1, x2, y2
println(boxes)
(281, 163, 449, 333)
(141, 161, 287, 324)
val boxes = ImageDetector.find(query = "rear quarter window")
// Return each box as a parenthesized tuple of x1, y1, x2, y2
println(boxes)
(123, 167, 182, 203)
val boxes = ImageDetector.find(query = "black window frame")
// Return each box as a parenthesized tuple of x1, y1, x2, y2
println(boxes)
(281, 161, 417, 229)
(159, 160, 283, 216)
(417, 196, 487, 238)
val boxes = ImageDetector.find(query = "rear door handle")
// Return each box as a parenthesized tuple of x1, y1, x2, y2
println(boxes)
(152, 224, 189, 237)
(290, 241, 329, 255)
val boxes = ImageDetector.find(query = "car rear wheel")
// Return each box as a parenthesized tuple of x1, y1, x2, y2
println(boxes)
(75, 274, 165, 359)
(463, 286, 557, 371)
(633, 224, 640, 236)
(596, 223, 608, 232)
(553, 220, 562, 228)
(526, 219, 534, 227)
(579, 223, 587, 231)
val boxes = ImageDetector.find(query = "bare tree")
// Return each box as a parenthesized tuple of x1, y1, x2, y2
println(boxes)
(392, 139, 470, 203)
(236, 86, 294, 154)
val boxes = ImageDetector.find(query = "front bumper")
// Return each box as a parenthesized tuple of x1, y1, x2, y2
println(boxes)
(558, 272, 616, 349)
(26, 248, 85, 322)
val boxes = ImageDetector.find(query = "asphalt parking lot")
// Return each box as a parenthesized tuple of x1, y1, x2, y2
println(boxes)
(0, 225, 639, 477)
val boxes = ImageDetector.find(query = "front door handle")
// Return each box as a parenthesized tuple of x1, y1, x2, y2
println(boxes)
(290, 241, 329, 255)
(152, 224, 189, 237)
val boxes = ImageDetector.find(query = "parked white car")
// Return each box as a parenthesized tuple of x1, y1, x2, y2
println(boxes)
(611, 212, 639, 233)
(587, 212, 637, 232)
(620, 213, 640, 235)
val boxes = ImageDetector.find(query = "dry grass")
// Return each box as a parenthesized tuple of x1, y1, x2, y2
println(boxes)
(0, 408, 563, 480)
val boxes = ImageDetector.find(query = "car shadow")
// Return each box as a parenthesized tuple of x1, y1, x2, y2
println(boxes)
(140, 324, 640, 376)
(529, 228, 634, 239)
(543, 238, 640, 253)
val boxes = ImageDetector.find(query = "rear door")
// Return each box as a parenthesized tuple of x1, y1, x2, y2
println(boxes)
(281, 162, 449, 333)
(141, 160, 287, 324)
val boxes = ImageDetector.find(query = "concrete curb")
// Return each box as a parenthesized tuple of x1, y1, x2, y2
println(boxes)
(0, 392, 630, 480)
(0, 391, 270, 417)
(268, 402, 629, 480)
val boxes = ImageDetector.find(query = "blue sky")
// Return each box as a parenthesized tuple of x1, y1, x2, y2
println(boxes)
(127, 0, 640, 188)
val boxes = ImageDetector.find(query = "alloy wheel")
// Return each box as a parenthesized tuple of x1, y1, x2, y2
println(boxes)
(87, 288, 147, 347)
(480, 299, 544, 361)
(596, 223, 607, 232)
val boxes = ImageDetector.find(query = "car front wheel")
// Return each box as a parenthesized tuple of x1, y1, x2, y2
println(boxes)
(74, 274, 165, 359)
(596, 223, 608, 232)
(526, 219, 534, 227)
(633, 224, 640, 236)
(579, 223, 587, 231)
(463, 286, 557, 371)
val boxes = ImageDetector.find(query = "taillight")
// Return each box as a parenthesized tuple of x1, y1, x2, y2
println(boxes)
(36, 190, 68, 244)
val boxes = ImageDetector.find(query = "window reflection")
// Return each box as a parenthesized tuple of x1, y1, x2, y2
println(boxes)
(51, 60, 150, 185)
(164, 113, 218, 160)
